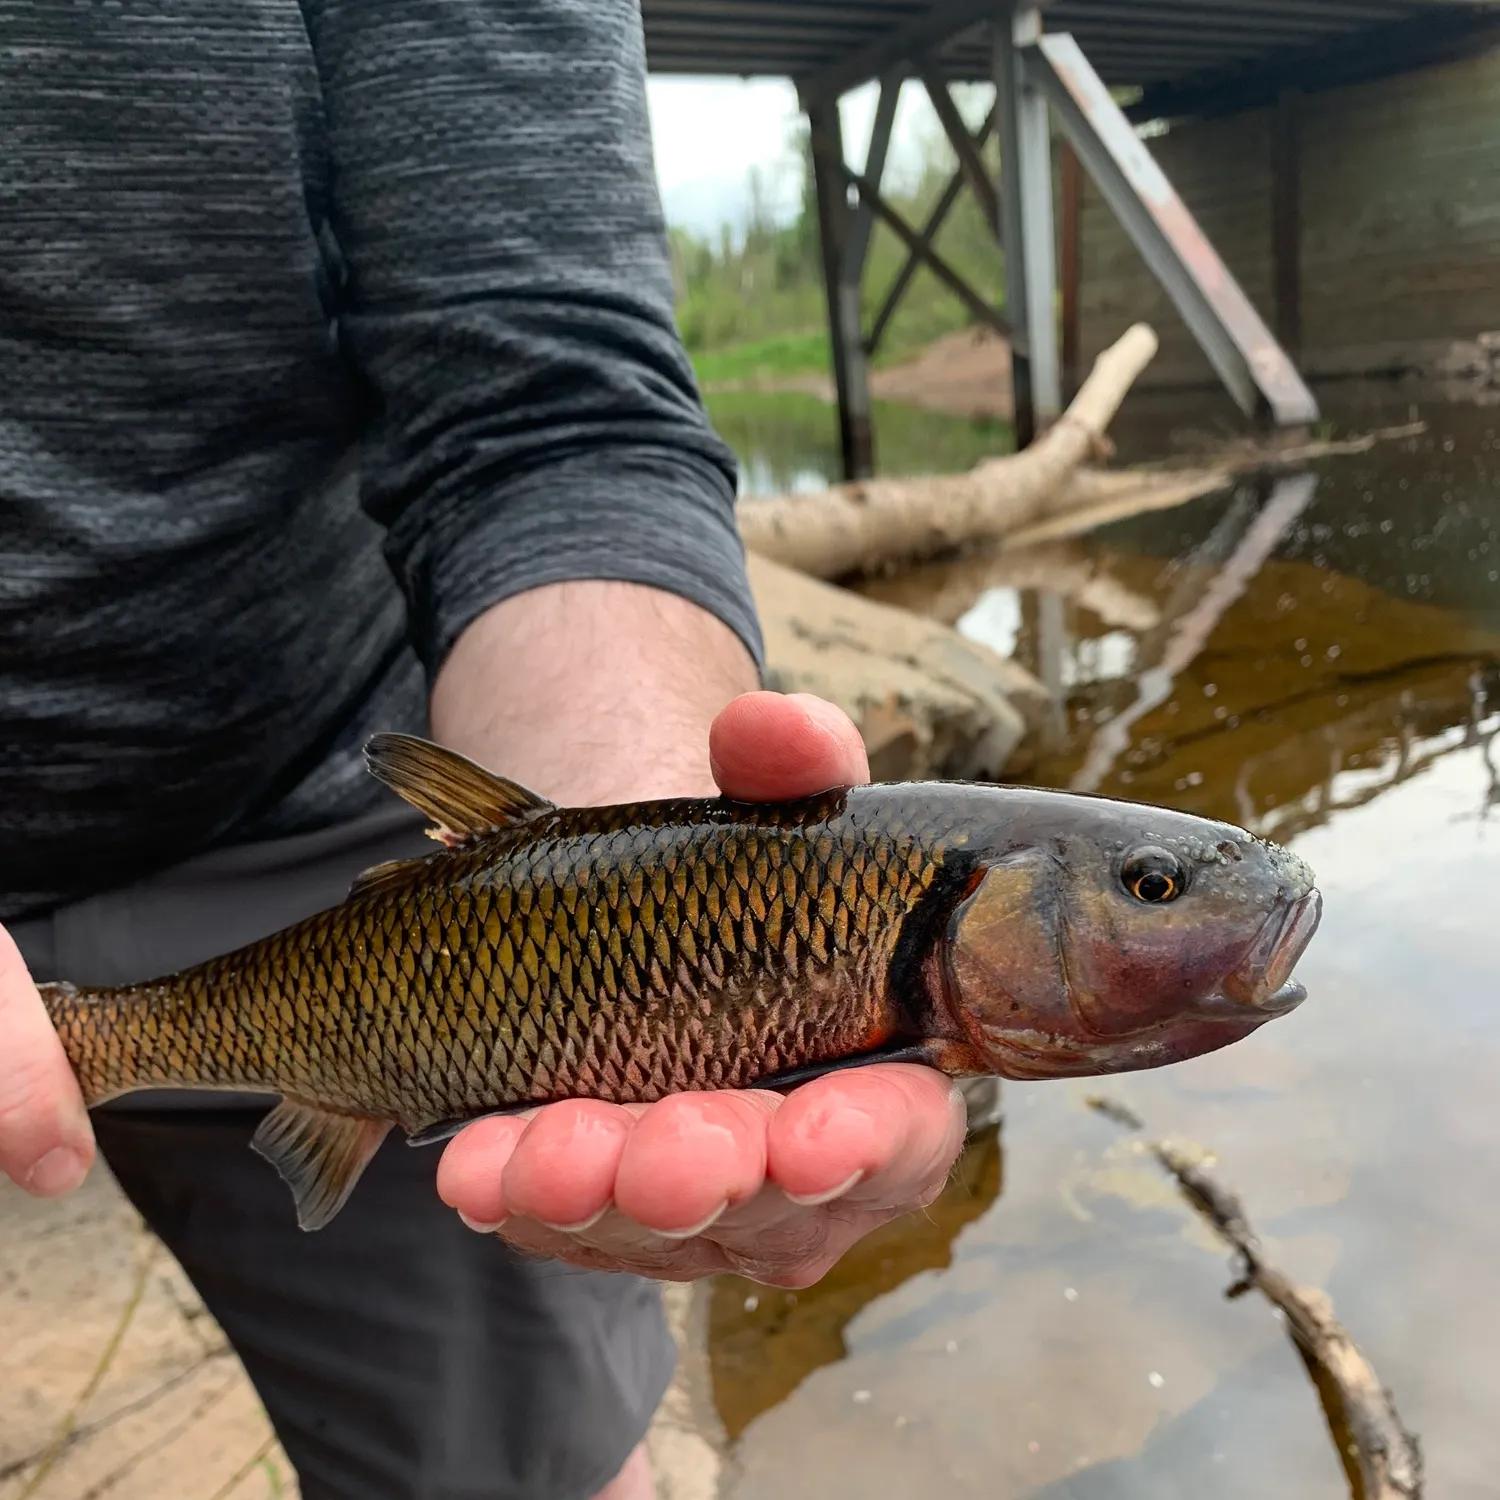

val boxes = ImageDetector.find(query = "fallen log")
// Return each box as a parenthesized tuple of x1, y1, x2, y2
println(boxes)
(749, 552, 1046, 782)
(1001, 465, 1233, 550)
(1089, 1097, 1423, 1500)
(736, 324, 1160, 580)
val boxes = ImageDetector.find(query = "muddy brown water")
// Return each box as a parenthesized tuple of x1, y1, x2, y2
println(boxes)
(705, 383, 1500, 1499)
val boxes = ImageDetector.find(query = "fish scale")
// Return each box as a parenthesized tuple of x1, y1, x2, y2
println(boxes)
(49, 795, 939, 1132)
(40, 730, 1321, 1230)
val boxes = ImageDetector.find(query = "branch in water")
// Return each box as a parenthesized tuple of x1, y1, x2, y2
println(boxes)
(1087, 1097, 1423, 1500)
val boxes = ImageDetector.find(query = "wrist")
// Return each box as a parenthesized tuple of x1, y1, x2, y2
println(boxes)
(430, 579, 760, 805)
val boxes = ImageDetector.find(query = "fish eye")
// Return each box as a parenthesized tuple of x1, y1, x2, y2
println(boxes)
(1121, 847, 1186, 904)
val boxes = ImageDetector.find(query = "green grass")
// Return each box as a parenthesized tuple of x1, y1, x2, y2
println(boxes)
(673, 108, 1008, 388)
(691, 331, 832, 385)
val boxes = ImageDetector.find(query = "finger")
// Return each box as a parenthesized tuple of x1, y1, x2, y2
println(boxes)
(718, 1204, 902, 1289)
(0, 926, 95, 1196)
(765, 1064, 967, 1211)
(499, 1099, 634, 1231)
(496, 1215, 731, 1282)
(436, 1114, 529, 1229)
(709, 692, 870, 801)
(611, 1090, 776, 1236)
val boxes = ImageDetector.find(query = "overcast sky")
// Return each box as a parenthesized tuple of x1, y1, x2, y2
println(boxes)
(645, 76, 956, 238)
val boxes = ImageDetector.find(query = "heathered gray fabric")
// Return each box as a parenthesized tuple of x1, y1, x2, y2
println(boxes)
(0, 0, 760, 921)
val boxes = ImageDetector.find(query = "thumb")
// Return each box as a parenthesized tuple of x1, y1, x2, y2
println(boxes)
(709, 692, 870, 802)
(0, 925, 95, 1196)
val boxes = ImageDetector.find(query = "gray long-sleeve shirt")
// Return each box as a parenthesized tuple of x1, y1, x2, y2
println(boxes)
(0, 0, 762, 920)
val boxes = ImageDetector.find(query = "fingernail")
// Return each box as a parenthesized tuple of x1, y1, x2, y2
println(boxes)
(795, 695, 853, 736)
(458, 1211, 508, 1234)
(25, 1146, 88, 1198)
(538, 1206, 609, 1234)
(784, 1170, 863, 1207)
(654, 1201, 728, 1240)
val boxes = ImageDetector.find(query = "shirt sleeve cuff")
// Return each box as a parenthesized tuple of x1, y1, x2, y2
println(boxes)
(400, 446, 765, 681)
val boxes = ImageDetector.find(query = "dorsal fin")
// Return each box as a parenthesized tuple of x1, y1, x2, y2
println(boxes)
(363, 732, 554, 846)
(348, 855, 433, 901)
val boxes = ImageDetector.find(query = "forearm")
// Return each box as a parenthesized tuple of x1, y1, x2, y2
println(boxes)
(430, 579, 760, 805)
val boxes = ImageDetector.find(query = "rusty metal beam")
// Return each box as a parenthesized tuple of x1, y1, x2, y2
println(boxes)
(808, 101, 875, 480)
(864, 101, 998, 356)
(1023, 30, 1319, 427)
(918, 71, 1000, 234)
(842, 166, 1013, 341)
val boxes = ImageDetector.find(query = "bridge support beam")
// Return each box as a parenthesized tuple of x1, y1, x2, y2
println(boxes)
(1021, 32, 1320, 428)
(807, 97, 875, 481)
(795, 13, 1319, 472)
(995, 3, 1061, 448)
(865, 100, 998, 359)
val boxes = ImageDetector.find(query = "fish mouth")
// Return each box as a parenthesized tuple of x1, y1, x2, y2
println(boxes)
(1221, 889, 1322, 1014)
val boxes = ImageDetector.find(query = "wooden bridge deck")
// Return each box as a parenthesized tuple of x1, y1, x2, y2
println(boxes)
(640, 0, 1495, 114)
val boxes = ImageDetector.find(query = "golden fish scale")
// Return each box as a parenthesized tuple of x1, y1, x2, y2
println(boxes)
(59, 797, 958, 1129)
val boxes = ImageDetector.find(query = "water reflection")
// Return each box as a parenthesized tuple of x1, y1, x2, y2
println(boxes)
(709, 388, 1500, 1500)
(706, 391, 1015, 494)
(1061, 473, 1321, 795)
(709, 1123, 1004, 1443)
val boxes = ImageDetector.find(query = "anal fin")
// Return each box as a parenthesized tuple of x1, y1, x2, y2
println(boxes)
(251, 1099, 391, 1231)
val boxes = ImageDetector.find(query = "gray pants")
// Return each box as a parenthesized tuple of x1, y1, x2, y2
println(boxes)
(13, 805, 675, 1500)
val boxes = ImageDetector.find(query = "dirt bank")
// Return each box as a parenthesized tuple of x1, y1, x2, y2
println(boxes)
(704, 326, 1015, 421)
(0, 1169, 712, 1500)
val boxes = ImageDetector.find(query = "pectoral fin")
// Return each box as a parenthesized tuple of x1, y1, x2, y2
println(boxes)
(251, 1099, 391, 1231)
(405, 1100, 536, 1147)
(749, 1041, 940, 1093)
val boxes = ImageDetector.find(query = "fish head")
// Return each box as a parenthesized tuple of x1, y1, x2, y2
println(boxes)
(939, 794, 1321, 1080)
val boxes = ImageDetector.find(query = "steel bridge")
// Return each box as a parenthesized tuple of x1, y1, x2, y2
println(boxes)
(639, 1, 1499, 471)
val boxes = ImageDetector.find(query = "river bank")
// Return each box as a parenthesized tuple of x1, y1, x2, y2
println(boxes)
(701, 326, 1015, 422)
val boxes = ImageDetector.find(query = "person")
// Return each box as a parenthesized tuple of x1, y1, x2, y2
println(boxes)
(0, 2, 966, 1498)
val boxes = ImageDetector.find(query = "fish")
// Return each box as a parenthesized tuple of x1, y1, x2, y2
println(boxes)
(40, 732, 1321, 1230)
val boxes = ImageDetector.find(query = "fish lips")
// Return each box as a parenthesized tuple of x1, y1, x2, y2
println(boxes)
(1217, 888, 1323, 1016)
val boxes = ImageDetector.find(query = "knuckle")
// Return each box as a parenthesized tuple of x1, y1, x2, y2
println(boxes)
(731, 1250, 837, 1291)
(0, 1054, 68, 1171)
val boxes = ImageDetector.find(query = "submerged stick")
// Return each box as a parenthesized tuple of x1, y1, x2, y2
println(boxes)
(1088, 1097, 1423, 1500)
(736, 324, 1159, 580)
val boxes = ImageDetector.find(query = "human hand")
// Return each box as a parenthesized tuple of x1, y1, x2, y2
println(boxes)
(0, 923, 95, 1196)
(434, 690, 968, 1286)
